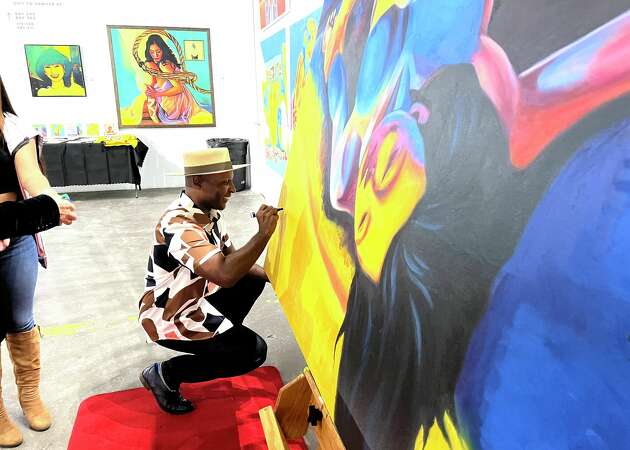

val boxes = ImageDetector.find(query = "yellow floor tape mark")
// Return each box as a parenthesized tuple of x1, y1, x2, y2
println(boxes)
(41, 315, 137, 337)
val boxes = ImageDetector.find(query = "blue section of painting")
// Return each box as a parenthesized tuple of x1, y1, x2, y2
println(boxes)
(457, 117, 630, 450)
(261, 29, 286, 62)
(110, 30, 136, 108)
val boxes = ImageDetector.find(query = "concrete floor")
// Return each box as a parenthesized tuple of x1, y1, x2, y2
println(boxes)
(0, 188, 306, 449)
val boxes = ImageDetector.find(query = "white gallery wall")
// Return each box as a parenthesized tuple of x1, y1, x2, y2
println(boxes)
(0, 0, 326, 199)
(0, 0, 270, 193)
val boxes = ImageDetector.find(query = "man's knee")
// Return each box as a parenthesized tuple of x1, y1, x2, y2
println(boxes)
(248, 277, 266, 298)
(233, 275, 266, 301)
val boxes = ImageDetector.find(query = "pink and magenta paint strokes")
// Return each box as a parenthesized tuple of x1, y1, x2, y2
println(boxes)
(475, 10, 630, 168)
(305, 0, 630, 448)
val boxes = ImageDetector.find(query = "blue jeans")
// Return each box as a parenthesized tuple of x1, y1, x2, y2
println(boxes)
(0, 235, 38, 336)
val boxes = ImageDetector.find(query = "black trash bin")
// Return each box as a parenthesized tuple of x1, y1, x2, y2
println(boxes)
(42, 142, 65, 186)
(207, 138, 250, 192)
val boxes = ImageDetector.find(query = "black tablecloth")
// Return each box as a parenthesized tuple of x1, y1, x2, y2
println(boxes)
(42, 140, 148, 188)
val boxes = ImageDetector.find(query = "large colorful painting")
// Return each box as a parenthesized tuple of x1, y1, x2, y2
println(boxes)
(289, 8, 322, 129)
(261, 30, 289, 175)
(107, 25, 216, 128)
(24, 45, 86, 97)
(266, 0, 630, 449)
(260, 0, 289, 30)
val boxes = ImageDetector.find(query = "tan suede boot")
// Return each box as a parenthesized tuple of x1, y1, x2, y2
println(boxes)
(0, 347, 23, 447)
(6, 328, 51, 432)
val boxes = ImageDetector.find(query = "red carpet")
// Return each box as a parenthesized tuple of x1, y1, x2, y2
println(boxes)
(68, 366, 307, 450)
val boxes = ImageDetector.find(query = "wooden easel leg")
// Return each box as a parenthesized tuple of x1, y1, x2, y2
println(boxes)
(275, 374, 311, 438)
(259, 368, 346, 449)
(302, 369, 345, 450)
(260, 405, 290, 450)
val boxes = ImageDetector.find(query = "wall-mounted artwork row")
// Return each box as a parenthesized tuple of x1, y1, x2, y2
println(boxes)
(107, 25, 216, 128)
(261, 30, 289, 175)
(266, 0, 630, 449)
(24, 44, 86, 97)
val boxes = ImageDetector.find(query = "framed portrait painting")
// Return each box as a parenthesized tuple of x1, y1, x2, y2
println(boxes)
(24, 45, 86, 97)
(107, 25, 216, 128)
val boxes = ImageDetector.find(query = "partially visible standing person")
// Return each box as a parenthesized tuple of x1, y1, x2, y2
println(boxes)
(0, 193, 75, 247)
(0, 75, 77, 448)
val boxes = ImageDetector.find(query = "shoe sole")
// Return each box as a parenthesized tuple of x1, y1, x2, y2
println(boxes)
(138, 373, 193, 415)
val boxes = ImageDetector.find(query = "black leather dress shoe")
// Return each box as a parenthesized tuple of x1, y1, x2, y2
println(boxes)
(140, 363, 195, 415)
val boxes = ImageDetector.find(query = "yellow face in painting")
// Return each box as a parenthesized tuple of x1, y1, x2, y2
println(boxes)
(149, 43, 163, 64)
(304, 18, 318, 61)
(43, 64, 65, 83)
(353, 115, 426, 283)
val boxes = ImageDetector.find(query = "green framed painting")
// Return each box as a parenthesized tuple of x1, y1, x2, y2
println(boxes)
(107, 25, 216, 128)
(24, 45, 86, 97)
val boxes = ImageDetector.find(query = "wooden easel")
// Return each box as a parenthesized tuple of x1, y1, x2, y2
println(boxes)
(259, 368, 345, 449)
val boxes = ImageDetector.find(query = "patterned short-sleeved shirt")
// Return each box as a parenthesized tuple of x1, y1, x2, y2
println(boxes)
(139, 191, 233, 341)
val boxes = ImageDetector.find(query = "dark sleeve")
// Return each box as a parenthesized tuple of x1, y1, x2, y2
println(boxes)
(0, 195, 60, 239)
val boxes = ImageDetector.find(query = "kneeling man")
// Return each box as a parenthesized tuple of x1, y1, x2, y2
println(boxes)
(138, 148, 280, 414)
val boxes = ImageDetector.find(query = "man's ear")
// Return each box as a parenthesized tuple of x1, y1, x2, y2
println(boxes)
(191, 175, 202, 187)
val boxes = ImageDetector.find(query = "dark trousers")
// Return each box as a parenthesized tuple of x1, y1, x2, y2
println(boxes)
(157, 276, 267, 388)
